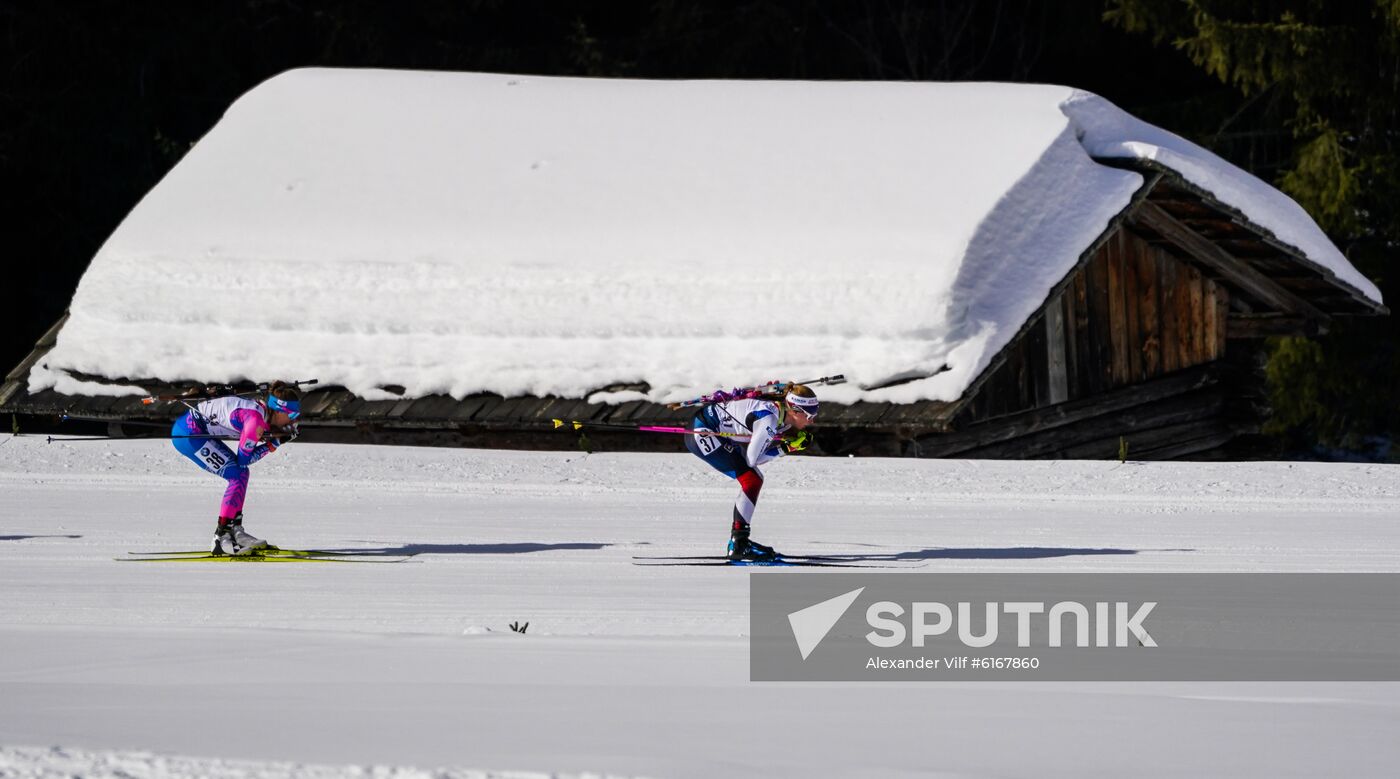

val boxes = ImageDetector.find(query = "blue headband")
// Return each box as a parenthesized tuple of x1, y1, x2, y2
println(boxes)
(268, 393, 301, 419)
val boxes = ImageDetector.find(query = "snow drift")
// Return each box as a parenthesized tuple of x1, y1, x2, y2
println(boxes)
(29, 69, 1381, 404)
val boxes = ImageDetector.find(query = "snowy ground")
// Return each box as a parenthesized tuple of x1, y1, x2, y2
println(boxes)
(2, 436, 1400, 777)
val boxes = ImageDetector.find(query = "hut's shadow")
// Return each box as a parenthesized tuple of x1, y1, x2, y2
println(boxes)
(323, 541, 611, 556)
(806, 546, 1166, 562)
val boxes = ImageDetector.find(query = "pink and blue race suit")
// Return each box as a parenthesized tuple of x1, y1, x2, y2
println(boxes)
(171, 396, 282, 520)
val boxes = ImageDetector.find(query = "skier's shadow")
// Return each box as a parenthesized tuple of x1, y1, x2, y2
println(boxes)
(811, 546, 1158, 561)
(0, 534, 82, 541)
(321, 542, 612, 556)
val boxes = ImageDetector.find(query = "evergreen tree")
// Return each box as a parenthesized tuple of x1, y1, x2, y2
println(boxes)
(1108, 0, 1400, 455)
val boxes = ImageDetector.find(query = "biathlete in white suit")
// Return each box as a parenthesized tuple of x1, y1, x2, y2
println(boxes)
(684, 383, 818, 561)
(169, 382, 303, 555)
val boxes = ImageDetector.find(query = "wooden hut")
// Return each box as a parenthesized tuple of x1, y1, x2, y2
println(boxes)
(1, 72, 1385, 459)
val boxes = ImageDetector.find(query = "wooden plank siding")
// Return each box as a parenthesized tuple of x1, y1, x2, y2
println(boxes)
(1159, 255, 1180, 374)
(1135, 235, 1162, 378)
(1174, 257, 1196, 370)
(1122, 232, 1143, 382)
(1211, 282, 1230, 358)
(958, 225, 1231, 427)
(1087, 248, 1115, 394)
(1025, 311, 1048, 408)
(1045, 295, 1069, 405)
(1106, 230, 1129, 386)
(1071, 271, 1093, 400)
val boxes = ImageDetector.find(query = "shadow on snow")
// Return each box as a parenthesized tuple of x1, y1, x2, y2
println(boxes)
(323, 542, 613, 556)
(805, 546, 1173, 561)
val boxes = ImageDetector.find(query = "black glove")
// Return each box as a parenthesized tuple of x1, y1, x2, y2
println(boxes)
(268, 422, 300, 448)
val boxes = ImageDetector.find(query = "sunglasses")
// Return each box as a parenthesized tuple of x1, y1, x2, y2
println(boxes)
(788, 403, 818, 420)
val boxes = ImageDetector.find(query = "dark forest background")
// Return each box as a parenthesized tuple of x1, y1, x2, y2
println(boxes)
(3, 1, 1396, 457)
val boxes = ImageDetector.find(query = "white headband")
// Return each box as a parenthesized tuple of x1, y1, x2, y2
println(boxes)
(786, 391, 819, 412)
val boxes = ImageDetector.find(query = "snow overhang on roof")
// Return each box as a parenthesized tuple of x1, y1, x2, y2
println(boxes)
(30, 68, 1383, 405)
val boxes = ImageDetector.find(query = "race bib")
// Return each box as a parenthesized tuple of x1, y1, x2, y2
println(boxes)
(692, 428, 721, 456)
(196, 445, 229, 474)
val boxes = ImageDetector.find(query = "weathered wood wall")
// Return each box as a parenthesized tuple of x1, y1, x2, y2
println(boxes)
(958, 225, 1230, 427)
(912, 356, 1268, 460)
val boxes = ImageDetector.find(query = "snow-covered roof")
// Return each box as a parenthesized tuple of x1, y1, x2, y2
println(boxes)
(31, 69, 1382, 405)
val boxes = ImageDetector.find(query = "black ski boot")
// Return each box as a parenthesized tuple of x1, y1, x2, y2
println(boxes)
(727, 522, 779, 562)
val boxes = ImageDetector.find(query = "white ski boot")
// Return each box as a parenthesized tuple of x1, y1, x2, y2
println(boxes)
(211, 514, 268, 556)
(230, 519, 268, 552)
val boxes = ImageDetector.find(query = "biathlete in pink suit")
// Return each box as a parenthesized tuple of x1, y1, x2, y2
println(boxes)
(684, 383, 818, 561)
(170, 382, 303, 555)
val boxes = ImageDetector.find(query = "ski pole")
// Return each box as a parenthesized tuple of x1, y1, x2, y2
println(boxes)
(46, 428, 297, 445)
(551, 418, 811, 452)
(46, 433, 239, 444)
(551, 419, 810, 444)
(58, 414, 299, 438)
(60, 415, 176, 429)
(668, 374, 846, 410)
(551, 419, 751, 438)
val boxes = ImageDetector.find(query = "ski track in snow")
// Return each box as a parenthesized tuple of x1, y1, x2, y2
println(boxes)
(2, 437, 1400, 777)
(0, 745, 640, 779)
